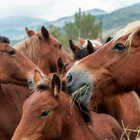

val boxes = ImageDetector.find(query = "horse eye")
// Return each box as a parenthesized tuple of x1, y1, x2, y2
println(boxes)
(38, 36, 42, 40)
(59, 44, 62, 49)
(8, 50, 16, 56)
(41, 110, 50, 118)
(113, 43, 126, 52)
(37, 84, 49, 91)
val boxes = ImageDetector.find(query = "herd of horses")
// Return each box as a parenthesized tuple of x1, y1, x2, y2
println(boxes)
(0, 20, 140, 140)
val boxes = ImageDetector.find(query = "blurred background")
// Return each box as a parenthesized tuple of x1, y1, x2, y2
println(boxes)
(0, 0, 140, 50)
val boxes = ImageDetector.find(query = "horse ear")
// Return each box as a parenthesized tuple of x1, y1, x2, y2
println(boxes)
(28, 69, 44, 91)
(51, 73, 61, 96)
(57, 57, 65, 75)
(69, 40, 81, 55)
(131, 30, 140, 47)
(87, 40, 95, 54)
(33, 69, 44, 85)
(25, 27, 35, 37)
(78, 37, 85, 46)
(105, 36, 113, 43)
(41, 26, 49, 40)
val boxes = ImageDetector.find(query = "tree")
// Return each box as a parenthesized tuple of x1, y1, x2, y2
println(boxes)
(47, 25, 70, 52)
(64, 9, 103, 40)
(47, 25, 61, 40)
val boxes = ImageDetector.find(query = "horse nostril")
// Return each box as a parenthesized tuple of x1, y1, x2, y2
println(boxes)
(66, 73, 72, 83)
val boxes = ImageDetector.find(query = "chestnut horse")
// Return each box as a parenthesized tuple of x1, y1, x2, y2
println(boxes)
(12, 70, 123, 140)
(65, 21, 140, 139)
(0, 39, 40, 139)
(16, 27, 73, 75)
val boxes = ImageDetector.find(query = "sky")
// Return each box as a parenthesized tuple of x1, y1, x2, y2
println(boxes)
(0, 0, 140, 21)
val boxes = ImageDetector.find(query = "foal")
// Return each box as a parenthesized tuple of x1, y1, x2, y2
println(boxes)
(12, 70, 123, 140)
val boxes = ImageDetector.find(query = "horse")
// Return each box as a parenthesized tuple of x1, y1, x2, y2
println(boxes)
(16, 27, 73, 75)
(69, 37, 102, 60)
(0, 38, 41, 139)
(69, 40, 97, 60)
(65, 21, 140, 139)
(12, 70, 123, 140)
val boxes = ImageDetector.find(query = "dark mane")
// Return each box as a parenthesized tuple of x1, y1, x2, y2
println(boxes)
(0, 36, 10, 44)
(105, 37, 113, 43)
(74, 48, 89, 60)
(75, 100, 91, 124)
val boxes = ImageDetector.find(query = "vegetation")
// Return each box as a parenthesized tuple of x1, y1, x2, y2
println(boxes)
(47, 9, 103, 52)
(64, 9, 102, 40)
(96, 2, 140, 31)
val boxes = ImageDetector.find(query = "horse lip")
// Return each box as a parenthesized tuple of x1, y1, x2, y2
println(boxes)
(71, 84, 90, 99)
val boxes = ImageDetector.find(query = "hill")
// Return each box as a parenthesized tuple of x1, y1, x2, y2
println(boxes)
(97, 2, 140, 37)
(1, 2, 140, 41)
(45, 9, 106, 27)
(0, 16, 46, 40)
(47, 2, 140, 38)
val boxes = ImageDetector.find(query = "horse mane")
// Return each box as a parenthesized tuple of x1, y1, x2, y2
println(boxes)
(114, 20, 140, 46)
(74, 48, 89, 60)
(0, 36, 10, 44)
(16, 35, 40, 65)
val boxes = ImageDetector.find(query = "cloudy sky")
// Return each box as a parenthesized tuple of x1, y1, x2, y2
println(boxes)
(0, 0, 140, 21)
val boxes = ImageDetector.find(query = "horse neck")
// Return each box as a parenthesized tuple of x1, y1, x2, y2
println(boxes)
(1, 83, 31, 113)
(16, 38, 40, 66)
(61, 48, 73, 63)
(0, 83, 31, 135)
(58, 92, 95, 140)
(16, 40, 27, 52)
(102, 91, 140, 128)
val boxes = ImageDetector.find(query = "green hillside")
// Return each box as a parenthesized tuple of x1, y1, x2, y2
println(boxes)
(97, 2, 140, 31)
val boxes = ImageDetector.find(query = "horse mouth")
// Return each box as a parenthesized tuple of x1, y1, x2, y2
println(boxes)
(71, 84, 90, 103)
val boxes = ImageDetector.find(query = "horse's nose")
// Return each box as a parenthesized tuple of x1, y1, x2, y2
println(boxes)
(65, 72, 74, 94)
(66, 72, 73, 86)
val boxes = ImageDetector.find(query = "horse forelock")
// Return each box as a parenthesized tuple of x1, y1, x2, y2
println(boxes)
(17, 35, 40, 66)
(114, 21, 140, 47)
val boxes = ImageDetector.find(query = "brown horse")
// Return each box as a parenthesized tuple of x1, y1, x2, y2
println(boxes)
(65, 21, 140, 138)
(69, 40, 97, 60)
(12, 70, 123, 140)
(0, 39, 40, 139)
(16, 27, 73, 75)
(69, 37, 102, 60)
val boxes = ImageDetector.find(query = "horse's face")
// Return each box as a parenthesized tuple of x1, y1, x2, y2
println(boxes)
(0, 43, 35, 85)
(12, 72, 63, 140)
(69, 40, 97, 60)
(36, 26, 72, 74)
(65, 26, 140, 107)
